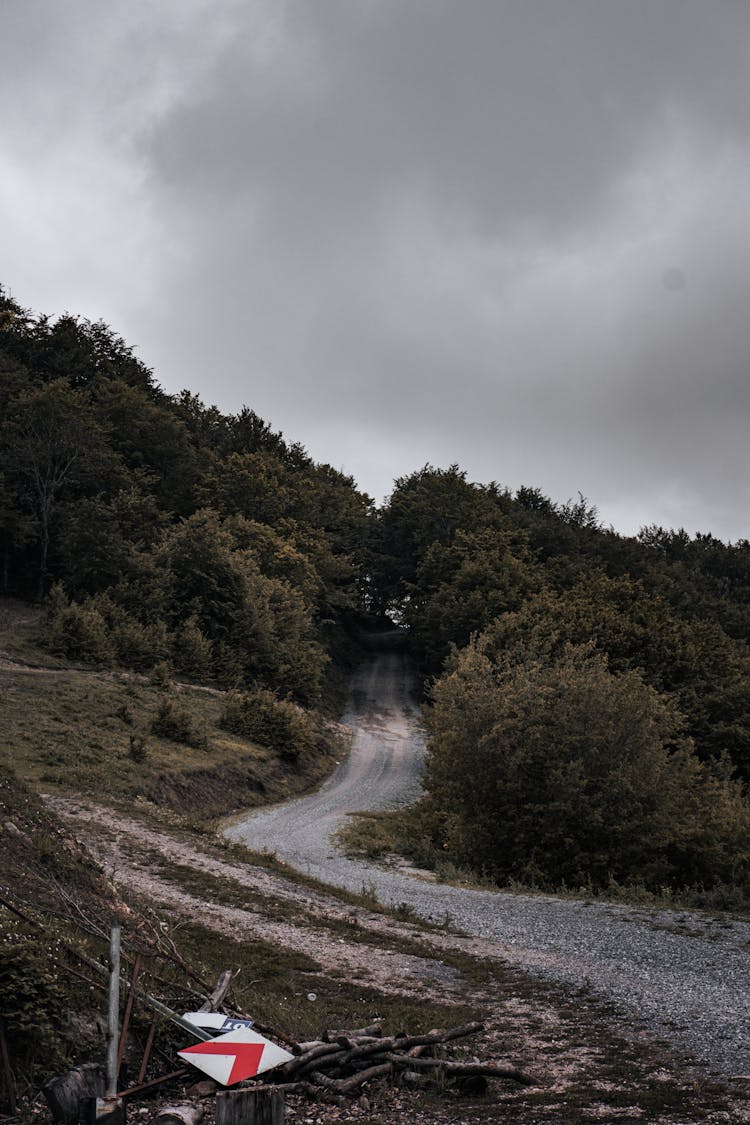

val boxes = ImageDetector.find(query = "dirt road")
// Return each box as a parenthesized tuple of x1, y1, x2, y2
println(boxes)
(225, 649, 750, 1079)
(226, 650, 425, 870)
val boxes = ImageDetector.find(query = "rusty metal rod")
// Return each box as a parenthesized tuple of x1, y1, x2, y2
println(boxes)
(137, 1023, 157, 1086)
(117, 952, 142, 1077)
(118, 1068, 189, 1100)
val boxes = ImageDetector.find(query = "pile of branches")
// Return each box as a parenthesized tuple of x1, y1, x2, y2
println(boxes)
(259, 1021, 538, 1098)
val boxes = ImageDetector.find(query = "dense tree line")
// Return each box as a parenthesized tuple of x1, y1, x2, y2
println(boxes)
(375, 465, 750, 895)
(3, 287, 749, 894)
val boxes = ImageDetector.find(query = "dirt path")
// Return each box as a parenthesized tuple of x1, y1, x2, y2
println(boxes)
(226, 650, 750, 1081)
(225, 650, 425, 869)
(51, 795, 750, 1121)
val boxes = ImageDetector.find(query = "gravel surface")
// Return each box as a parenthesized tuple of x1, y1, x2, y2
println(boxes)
(225, 650, 750, 1079)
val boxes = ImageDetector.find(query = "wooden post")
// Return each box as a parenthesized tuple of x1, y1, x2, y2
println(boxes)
(215, 1088, 284, 1125)
(106, 925, 122, 1098)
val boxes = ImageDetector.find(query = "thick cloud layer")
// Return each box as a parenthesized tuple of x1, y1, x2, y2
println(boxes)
(2, 1, 749, 538)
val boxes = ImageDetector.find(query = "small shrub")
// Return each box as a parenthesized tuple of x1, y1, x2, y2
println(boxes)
(129, 734, 148, 762)
(172, 616, 213, 682)
(112, 616, 169, 671)
(149, 660, 173, 689)
(150, 698, 207, 749)
(219, 688, 313, 763)
(42, 586, 114, 664)
(0, 937, 69, 1075)
(116, 703, 134, 725)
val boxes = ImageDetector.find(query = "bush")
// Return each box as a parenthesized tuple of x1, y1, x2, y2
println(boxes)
(42, 584, 114, 664)
(150, 697, 206, 749)
(424, 641, 750, 892)
(172, 615, 213, 682)
(220, 688, 313, 763)
(112, 615, 169, 671)
(129, 734, 148, 762)
(0, 937, 69, 1075)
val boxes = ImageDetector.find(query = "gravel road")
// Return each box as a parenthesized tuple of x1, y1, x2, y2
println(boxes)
(225, 648, 750, 1079)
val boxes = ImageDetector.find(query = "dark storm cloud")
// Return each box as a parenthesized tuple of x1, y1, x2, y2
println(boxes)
(2, 1, 750, 537)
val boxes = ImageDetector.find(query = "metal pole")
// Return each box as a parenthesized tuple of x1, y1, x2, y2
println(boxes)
(106, 925, 122, 1098)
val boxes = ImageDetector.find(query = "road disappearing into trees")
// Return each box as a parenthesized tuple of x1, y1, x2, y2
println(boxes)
(225, 646, 750, 1079)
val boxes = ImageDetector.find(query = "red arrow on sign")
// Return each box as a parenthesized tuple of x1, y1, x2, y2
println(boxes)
(178, 1027, 294, 1085)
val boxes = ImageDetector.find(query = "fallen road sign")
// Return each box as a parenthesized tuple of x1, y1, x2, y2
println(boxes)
(182, 1012, 255, 1034)
(178, 1027, 294, 1085)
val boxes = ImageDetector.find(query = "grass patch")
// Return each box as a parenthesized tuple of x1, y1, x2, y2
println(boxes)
(339, 809, 750, 919)
(0, 665, 339, 823)
(168, 918, 481, 1046)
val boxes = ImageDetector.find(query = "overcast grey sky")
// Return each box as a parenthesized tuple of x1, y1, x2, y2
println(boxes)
(2, 1, 749, 539)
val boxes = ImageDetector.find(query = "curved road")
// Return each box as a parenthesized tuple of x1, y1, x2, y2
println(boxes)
(225, 649, 750, 1078)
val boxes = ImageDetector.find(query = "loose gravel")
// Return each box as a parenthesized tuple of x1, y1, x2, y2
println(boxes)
(226, 651, 750, 1079)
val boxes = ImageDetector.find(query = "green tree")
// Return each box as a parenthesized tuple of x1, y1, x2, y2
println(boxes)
(0, 380, 109, 598)
(424, 642, 749, 891)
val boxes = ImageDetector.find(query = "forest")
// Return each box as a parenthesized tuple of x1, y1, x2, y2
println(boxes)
(2, 286, 749, 899)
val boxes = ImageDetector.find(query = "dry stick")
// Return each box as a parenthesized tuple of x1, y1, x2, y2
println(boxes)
(323, 1024, 382, 1042)
(385, 1054, 539, 1087)
(137, 1024, 157, 1086)
(335, 1022, 484, 1068)
(197, 970, 233, 1013)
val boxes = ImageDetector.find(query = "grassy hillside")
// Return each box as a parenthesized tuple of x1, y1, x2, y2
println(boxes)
(1, 600, 346, 826)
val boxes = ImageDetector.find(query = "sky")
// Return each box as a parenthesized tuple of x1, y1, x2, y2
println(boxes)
(2, 0, 750, 541)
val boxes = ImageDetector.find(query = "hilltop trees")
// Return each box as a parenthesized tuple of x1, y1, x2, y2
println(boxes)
(373, 468, 750, 893)
(0, 286, 373, 707)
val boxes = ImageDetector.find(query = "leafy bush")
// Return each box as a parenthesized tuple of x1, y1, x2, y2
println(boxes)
(423, 641, 750, 892)
(150, 697, 207, 749)
(172, 615, 213, 682)
(0, 936, 69, 1074)
(129, 734, 148, 762)
(111, 614, 169, 671)
(220, 688, 313, 763)
(42, 584, 114, 664)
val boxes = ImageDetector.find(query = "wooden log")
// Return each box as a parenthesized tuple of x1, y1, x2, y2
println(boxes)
(278, 1042, 345, 1075)
(310, 1063, 393, 1094)
(408, 1028, 439, 1059)
(335, 1021, 484, 1068)
(215, 1088, 284, 1125)
(105, 926, 122, 1099)
(43, 1063, 105, 1123)
(156, 1102, 204, 1125)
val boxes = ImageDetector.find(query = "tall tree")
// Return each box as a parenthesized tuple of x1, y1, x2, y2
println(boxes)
(0, 380, 107, 598)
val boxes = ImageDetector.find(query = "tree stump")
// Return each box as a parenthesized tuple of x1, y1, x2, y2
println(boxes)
(43, 1063, 104, 1123)
(215, 1088, 284, 1125)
